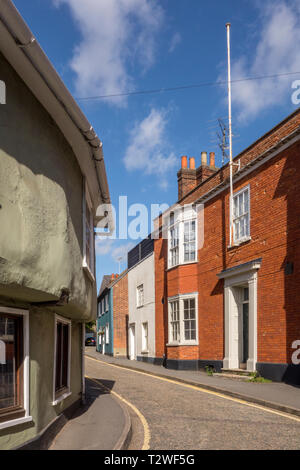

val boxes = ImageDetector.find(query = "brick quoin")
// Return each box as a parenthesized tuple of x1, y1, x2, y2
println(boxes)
(154, 108, 300, 381)
(112, 272, 128, 357)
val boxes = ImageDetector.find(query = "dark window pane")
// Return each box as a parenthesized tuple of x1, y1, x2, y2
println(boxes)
(55, 323, 62, 391)
(0, 315, 22, 412)
(55, 321, 69, 393)
(62, 325, 69, 388)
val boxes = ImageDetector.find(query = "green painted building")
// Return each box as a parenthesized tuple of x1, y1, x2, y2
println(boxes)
(0, 1, 110, 449)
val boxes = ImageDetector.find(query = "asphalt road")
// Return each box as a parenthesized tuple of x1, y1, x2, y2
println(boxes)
(85, 356, 300, 450)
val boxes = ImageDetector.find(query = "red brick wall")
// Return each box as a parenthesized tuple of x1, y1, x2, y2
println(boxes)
(154, 235, 168, 359)
(155, 109, 300, 366)
(112, 273, 128, 357)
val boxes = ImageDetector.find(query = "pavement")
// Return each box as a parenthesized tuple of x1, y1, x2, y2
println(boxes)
(85, 348, 300, 418)
(49, 378, 131, 450)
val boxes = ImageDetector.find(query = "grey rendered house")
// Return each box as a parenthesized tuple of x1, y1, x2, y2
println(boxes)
(0, 1, 110, 449)
(127, 238, 156, 363)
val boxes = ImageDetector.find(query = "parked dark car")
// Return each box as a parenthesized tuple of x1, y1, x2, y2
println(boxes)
(85, 336, 96, 346)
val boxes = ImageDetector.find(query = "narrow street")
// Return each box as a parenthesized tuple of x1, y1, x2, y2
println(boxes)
(85, 355, 300, 450)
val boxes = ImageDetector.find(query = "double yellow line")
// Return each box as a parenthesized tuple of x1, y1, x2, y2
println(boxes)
(86, 355, 300, 450)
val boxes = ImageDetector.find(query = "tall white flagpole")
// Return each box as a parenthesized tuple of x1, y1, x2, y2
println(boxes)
(226, 22, 234, 247)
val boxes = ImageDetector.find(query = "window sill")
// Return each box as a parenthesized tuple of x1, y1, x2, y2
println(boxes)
(83, 264, 96, 283)
(167, 260, 198, 272)
(166, 342, 198, 347)
(0, 415, 33, 431)
(227, 236, 251, 250)
(52, 390, 72, 406)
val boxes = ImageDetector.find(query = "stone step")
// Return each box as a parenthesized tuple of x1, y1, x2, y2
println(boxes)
(221, 368, 253, 377)
(213, 372, 252, 381)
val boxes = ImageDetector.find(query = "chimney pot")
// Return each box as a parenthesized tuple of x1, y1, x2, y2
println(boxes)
(181, 156, 188, 169)
(189, 157, 195, 170)
(209, 152, 215, 167)
(201, 152, 207, 166)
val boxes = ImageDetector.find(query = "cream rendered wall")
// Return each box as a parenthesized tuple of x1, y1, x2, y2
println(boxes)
(0, 52, 96, 321)
(0, 51, 95, 448)
(0, 309, 83, 450)
(128, 253, 155, 360)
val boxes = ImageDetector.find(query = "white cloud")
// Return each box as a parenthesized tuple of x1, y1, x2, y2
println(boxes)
(95, 237, 114, 256)
(53, 0, 163, 106)
(232, 1, 300, 121)
(111, 242, 135, 262)
(169, 32, 182, 53)
(95, 238, 134, 263)
(123, 108, 177, 189)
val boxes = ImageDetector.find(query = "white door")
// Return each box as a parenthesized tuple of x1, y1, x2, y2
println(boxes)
(102, 334, 105, 354)
(129, 324, 136, 360)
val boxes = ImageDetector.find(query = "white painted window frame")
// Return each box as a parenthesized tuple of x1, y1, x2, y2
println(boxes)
(168, 207, 198, 269)
(0, 306, 32, 430)
(141, 322, 148, 352)
(136, 284, 144, 308)
(167, 293, 199, 346)
(83, 180, 95, 281)
(231, 184, 251, 245)
(52, 314, 72, 406)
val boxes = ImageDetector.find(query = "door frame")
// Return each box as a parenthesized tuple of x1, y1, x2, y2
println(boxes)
(218, 259, 261, 371)
(129, 323, 136, 360)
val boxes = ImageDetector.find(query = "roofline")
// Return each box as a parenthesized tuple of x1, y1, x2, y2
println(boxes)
(97, 270, 128, 300)
(178, 107, 300, 205)
(0, 0, 111, 212)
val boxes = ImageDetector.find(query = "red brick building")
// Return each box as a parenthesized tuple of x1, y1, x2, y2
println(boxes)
(154, 108, 300, 384)
(112, 271, 129, 357)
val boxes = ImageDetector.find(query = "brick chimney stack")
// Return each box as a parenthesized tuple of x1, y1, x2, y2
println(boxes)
(177, 155, 197, 200)
(210, 152, 216, 168)
(196, 150, 218, 185)
(177, 151, 219, 200)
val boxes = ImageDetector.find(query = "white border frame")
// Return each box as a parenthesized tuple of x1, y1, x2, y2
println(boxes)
(52, 314, 72, 406)
(167, 293, 199, 346)
(83, 179, 96, 282)
(0, 306, 32, 430)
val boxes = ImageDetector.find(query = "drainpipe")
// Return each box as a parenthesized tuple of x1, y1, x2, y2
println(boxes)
(82, 322, 86, 405)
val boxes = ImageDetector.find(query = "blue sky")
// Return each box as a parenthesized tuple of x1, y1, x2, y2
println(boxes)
(13, 0, 300, 290)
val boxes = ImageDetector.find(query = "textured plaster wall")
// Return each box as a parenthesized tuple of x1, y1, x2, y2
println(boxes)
(128, 253, 156, 359)
(0, 52, 96, 321)
(0, 308, 82, 450)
